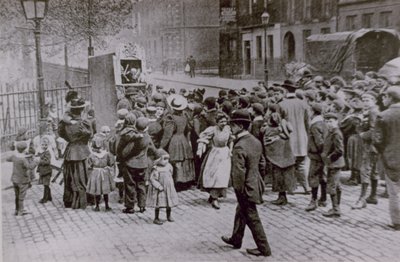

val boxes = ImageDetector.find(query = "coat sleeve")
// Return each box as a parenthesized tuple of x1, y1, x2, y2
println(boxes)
(312, 123, 326, 153)
(39, 151, 51, 166)
(149, 169, 163, 190)
(232, 148, 247, 193)
(329, 132, 344, 162)
(197, 126, 215, 144)
(360, 109, 378, 142)
(23, 157, 38, 170)
(373, 114, 386, 153)
(159, 115, 175, 149)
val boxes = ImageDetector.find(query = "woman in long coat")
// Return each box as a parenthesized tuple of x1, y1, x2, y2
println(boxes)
(58, 98, 92, 209)
(160, 95, 195, 189)
(261, 108, 296, 206)
(197, 112, 233, 209)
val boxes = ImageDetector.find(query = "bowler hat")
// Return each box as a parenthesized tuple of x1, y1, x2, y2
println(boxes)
(204, 97, 217, 110)
(229, 110, 251, 123)
(324, 112, 338, 120)
(281, 80, 299, 92)
(70, 98, 87, 109)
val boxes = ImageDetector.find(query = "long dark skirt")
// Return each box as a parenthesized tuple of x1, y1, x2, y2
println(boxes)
(63, 160, 89, 209)
(270, 162, 295, 193)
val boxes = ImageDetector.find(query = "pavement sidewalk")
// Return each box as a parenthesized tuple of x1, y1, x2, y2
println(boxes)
(149, 72, 261, 90)
(2, 158, 400, 262)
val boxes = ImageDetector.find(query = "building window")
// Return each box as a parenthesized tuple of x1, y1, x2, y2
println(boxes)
(346, 15, 357, 31)
(154, 40, 157, 55)
(362, 13, 373, 28)
(268, 35, 273, 58)
(304, 0, 311, 20)
(256, 36, 262, 59)
(229, 39, 237, 59)
(321, 27, 331, 34)
(380, 11, 392, 27)
(321, 0, 330, 17)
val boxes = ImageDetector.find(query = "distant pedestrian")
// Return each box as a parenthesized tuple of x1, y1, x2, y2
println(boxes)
(146, 149, 179, 225)
(221, 110, 272, 257)
(6, 142, 38, 216)
(189, 55, 196, 78)
(184, 58, 190, 76)
(37, 137, 53, 204)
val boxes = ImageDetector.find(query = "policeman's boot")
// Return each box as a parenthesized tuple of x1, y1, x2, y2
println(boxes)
(319, 181, 328, 207)
(305, 188, 318, 212)
(352, 183, 368, 209)
(366, 179, 378, 204)
(322, 194, 341, 218)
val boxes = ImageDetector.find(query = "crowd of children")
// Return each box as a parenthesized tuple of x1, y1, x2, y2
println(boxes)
(6, 70, 400, 233)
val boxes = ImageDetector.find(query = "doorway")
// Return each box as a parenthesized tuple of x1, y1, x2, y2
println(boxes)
(244, 41, 251, 75)
(283, 32, 295, 62)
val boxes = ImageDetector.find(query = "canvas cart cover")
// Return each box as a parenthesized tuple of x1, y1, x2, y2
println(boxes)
(306, 29, 400, 76)
(378, 57, 400, 78)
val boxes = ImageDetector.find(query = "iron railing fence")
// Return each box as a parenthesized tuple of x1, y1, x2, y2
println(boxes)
(0, 82, 91, 152)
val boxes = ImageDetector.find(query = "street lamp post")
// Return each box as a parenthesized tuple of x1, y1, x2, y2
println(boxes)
(21, 0, 49, 128)
(261, 10, 270, 87)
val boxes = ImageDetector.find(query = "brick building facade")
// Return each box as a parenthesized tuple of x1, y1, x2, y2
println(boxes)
(338, 0, 400, 32)
(132, 0, 220, 72)
(219, 0, 337, 79)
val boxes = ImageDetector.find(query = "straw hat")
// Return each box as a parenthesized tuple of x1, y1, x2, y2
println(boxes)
(166, 94, 188, 111)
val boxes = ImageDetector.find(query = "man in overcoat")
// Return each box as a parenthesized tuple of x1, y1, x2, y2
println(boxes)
(374, 86, 400, 230)
(279, 80, 310, 194)
(221, 110, 271, 257)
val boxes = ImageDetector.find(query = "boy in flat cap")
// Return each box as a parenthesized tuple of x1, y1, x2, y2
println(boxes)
(352, 91, 380, 209)
(321, 113, 345, 218)
(6, 142, 39, 216)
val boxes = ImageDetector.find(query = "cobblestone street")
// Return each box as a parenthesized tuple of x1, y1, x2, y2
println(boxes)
(2, 162, 400, 262)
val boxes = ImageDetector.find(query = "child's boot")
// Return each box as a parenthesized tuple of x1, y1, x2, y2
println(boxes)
(94, 195, 100, 211)
(167, 207, 174, 222)
(153, 208, 163, 225)
(104, 194, 111, 211)
(47, 186, 52, 202)
(39, 186, 47, 204)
